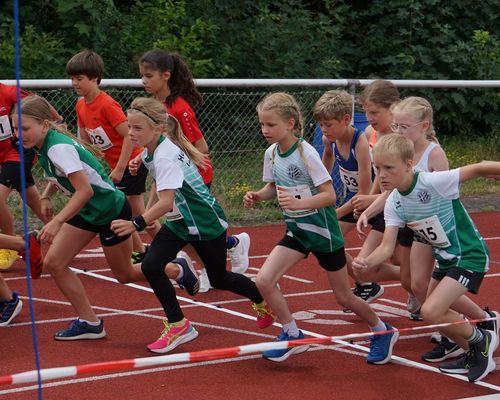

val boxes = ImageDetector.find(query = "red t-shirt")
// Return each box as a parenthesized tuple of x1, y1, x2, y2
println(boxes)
(77, 91, 142, 169)
(0, 84, 30, 163)
(166, 97, 213, 184)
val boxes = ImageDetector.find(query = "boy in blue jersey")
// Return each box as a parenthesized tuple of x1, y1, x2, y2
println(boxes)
(314, 90, 386, 304)
(354, 133, 500, 383)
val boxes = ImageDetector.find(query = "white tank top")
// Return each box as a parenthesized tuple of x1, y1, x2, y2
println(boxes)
(413, 142, 438, 172)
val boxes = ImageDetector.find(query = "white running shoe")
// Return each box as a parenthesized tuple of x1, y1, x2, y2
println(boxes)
(198, 268, 213, 293)
(406, 293, 420, 313)
(228, 232, 250, 274)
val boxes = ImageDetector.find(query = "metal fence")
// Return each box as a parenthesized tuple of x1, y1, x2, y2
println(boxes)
(2, 79, 500, 225)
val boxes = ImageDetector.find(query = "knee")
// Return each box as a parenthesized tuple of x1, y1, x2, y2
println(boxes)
(140, 258, 157, 279)
(255, 273, 274, 293)
(115, 273, 133, 284)
(420, 302, 439, 322)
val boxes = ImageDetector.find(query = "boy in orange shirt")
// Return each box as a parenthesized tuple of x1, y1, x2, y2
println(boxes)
(66, 50, 158, 258)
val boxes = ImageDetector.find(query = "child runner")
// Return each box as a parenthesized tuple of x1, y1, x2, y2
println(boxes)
(0, 85, 60, 268)
(0, 231, 43, 326)
(358, 97, 498, 363)
(11, 95, 190, 341)
(348, 80, 403, 303)
(244, 92, 398, 363)
(138, 49, 250, 289)
(65, 50, 155, 261)
(111, 97, 274, 353)
(353, 133, 499, 383)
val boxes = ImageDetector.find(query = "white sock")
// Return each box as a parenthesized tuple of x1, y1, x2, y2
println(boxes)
(369, 319, 386, 332)
(79, 318, 100, 326)
(282, 320, 300, 338)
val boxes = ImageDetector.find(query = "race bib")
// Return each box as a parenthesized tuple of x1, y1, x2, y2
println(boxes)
(165, 202, 183, 221)
(407, 215, 451, 248)
(85, 126, 113, 150)
(0, 115, 13, 141)
(277, 184, 317, 218)
(339, 166, 359, 192)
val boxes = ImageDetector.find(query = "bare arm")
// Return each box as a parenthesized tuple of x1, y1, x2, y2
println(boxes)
(321, 136, 334, 174)
(459, 161, 500, 182)
(109, 121, 133, 183)
(278, 180, 336, 211)
(352, 226, 399, 271)
(243, 182, 277, 208)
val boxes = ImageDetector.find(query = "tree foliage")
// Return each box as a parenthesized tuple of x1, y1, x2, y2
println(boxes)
(0, 0, 498, 136)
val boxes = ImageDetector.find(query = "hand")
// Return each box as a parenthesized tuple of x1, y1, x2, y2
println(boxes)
(356, 212, 370, 236)
(40, 198, 54, 223)
(243, 191, 259, 208)
(352, 257, 368, 274)
(38, 217, 64, 244)
(277, 187, 300, 210)
(128, 156, 142, 176)
(109, 167, 125, 184)
(111, 219, 136, 237)
(351, 195, 373, 213)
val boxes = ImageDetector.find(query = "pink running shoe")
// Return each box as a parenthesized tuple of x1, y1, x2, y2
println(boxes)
(253, 302, 276, 329)
(147, 319, 198, 354)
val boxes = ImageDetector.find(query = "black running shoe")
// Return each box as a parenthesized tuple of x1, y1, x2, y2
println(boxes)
(439, 353, 469, 375)
(467, 328, 498, 382)
(174, 251, 199, 296)
(421, 337, 464, 363)
(343, 283, 385, 313)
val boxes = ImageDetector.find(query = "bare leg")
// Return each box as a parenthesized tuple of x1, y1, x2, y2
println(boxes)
(43, 224, 99, 322)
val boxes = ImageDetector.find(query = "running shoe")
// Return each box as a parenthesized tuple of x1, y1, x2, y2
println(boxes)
(439, 353, 470, 375)
(467, 328, 497, 382)
(410, 309, 423, 321)
(477, 307, 500, 350)
(0, 249, 19, 270)
(198, 268, 213, 293)
(252, 301, 276, 329)
(344, 283, 384, 313)
(421, 337, 464, 363)
(406, 293, 420, 313)
(228, 232, 250, 274)
(366, 322, 399, 365)
(262, 330, 309, 362)
(0, 291, 23, 326)
(19, 231, 43, 279)
(147, 319, 198, 354)
(54, 319, 106, 340)
(131, 245, 149, 264)
(175, 251, 199, 296)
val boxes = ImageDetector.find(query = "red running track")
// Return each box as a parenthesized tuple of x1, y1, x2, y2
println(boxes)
(1, 212, 499, 399)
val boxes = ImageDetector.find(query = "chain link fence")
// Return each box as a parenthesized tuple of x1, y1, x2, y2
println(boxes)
(7, 78, 499, 226)
(31, 85, 345, 225)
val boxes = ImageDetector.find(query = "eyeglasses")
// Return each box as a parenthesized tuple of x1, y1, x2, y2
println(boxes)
(390, 121, 424, 132)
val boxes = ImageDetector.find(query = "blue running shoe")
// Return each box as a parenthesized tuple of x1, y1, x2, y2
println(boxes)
(367, 322, 399, 364)
(0, 291, 23, 326)
(263, 330, 309, 362)
(174, 251, 199, 296)
(55, 319, 106, 341)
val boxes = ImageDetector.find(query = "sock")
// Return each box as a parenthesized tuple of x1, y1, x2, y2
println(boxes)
(282, 320, 300, 338)
(226, 236, 239, 249)
(79, 319, 101, 326)
(369, 319, 387, 332)
(467, 327, 484, 345)
(171, 318, 187, 327)
(175, 265, 184, 281)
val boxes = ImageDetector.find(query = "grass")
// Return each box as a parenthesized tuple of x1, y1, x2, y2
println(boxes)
(6, 134, 500, 231)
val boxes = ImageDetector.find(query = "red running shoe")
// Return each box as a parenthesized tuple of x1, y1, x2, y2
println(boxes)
(20, 231, 43, 279)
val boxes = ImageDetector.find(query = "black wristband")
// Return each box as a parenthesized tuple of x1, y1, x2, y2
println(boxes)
(131, 215, 147, 231)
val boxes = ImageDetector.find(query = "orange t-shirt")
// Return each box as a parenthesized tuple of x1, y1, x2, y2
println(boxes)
(166, 96, 213, 185)
(77, 91, 142, 169)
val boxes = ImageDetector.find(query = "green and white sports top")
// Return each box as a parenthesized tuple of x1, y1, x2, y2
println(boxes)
(142, 135, 227, 241)
(36, 129, 125, 225)
(385, 169, 489, 272)
(263, 139, 344, 253)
